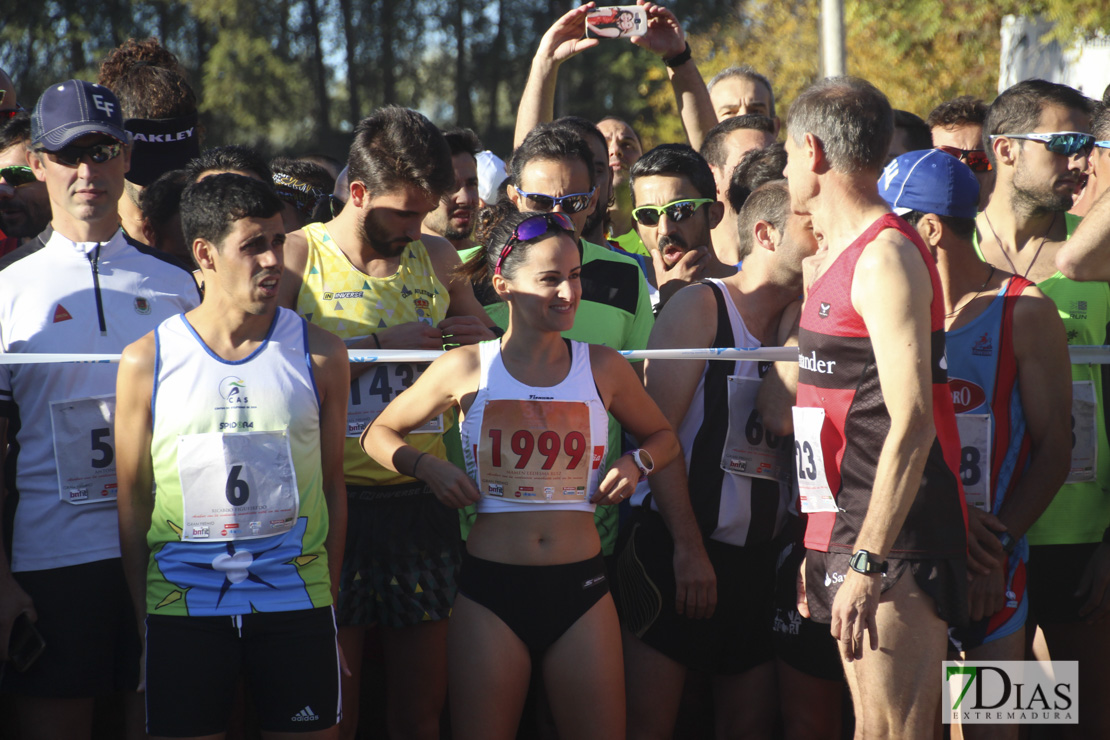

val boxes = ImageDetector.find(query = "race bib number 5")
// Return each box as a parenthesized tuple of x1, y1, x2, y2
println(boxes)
(177, 431, 300, 541)
(347, 362, 442, 437)
(790, 406, 837, 513)
(51, 395, 118, 505)
(478, 400, 596, 502)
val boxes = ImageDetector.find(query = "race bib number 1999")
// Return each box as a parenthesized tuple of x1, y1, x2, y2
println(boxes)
(477, 400, 596, 503)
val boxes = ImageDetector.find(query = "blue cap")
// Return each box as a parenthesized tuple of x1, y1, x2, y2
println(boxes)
(878, 149, 980, 220)
(31, 80, 129, 152)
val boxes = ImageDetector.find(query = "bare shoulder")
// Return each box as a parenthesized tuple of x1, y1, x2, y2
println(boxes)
(422, 233, 462, 269)
(280, 228, 310, 308)
(305, 320, 348, 362)
(119, 329, 157, 372)
(650, 281, 718, 349)
(587, 342, 630, 374)
(1011, 284, 1066, 343)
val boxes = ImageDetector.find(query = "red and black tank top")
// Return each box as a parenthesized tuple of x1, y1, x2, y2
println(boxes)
(797, 213, 967, 558)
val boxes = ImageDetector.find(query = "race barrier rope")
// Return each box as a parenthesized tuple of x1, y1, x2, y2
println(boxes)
(4, 346, 1110, 364)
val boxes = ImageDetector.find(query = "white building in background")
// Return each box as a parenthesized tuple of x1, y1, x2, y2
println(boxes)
(1000, 15, 1110, 99)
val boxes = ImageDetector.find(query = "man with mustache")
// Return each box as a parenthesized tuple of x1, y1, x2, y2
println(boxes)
(629, 144, 736, 309)
(280, 106, 497, 740)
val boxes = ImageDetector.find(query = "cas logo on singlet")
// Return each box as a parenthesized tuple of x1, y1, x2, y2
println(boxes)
(218, 376, 249, 405)
(942, 661, 1077, 725)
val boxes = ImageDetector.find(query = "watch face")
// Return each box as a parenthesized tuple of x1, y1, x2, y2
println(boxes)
(638, 449, 654, 471)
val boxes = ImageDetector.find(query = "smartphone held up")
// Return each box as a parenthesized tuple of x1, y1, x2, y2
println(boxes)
(585, 6, 647, 38)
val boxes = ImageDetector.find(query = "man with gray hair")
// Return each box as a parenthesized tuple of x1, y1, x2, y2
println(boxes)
(707, 65, 780, 133)
(784, 76, 967, 739)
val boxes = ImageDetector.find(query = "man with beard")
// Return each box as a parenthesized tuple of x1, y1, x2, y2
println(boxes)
(1058, 104, 1110, 278)
(976, 80, 1109, 739)
(629, 144, 736, 308)
(0, 112, 51, 253)
(423, 127, 481, 251)
(615, 179, 814, 739)
(280, 106, 497, 740)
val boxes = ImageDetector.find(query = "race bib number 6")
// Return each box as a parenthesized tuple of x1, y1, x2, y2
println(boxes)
(477, 400, 596, 502)
(720, 375, 792, 481)
(790, 406, 837, 513)
(177, 431, 300, 541)
(51, 395, 118, 505)
(347, 362, 443, 437)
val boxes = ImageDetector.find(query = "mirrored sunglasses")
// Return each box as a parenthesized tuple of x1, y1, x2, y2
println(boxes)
(632, 198, 715, 227)
(515, 187, 596, 214)
(990, 132, 1095, 157)
(494, 212, 576, 275)
(0, 165, 36, 187)
(39, 141, 123, 167)
(935, 145, 992, 173)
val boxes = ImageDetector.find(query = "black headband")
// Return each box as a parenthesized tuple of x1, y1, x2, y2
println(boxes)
(125, 111, 200, 187)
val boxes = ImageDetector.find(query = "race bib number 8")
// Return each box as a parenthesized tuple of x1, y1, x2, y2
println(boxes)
(790, 406, 837, 513)
(51, 395, 118, 505)
(177, 431, 300, 542)
(1067, 380, 1097, 484)
(720, 376, 792, 481)
(478, 400, 595, 502)
(955, 413, 992, 511)
(347, 362, 442, 437)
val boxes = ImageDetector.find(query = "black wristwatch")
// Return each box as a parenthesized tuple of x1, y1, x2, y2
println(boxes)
(848, 550, 888, 576)
(996, 532, 1017, 556)
(663, 42, 692, 68)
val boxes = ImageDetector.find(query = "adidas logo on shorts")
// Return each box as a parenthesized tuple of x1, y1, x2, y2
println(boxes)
(292, 706, 319, 722)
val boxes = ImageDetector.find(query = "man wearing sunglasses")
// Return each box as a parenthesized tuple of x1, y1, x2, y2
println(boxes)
(629, 143, 737, 308)
(0, 80, 201, 739)
(927, 95, 994, 211)
(0, 112, 51, 254)
(617, 178, 820, 740)
(1058, 105, 1110, 279)
(981, 79, 1110, 740)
